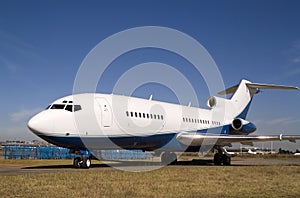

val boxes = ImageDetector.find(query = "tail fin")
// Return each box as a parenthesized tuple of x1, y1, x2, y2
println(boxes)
(218, 80, 298, 119)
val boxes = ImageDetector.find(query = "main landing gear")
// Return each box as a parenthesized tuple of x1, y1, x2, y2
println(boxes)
(213, 147, 231, 166)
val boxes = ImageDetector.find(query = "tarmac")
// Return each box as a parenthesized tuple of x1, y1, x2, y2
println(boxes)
(0, 157, 299, 176)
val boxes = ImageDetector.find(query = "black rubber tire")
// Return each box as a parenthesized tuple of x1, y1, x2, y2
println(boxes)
(222, 155, 231, 166)
(213, 153, 222, 165)
(73, 157, 81, 168)
(82, 158, 91, 169)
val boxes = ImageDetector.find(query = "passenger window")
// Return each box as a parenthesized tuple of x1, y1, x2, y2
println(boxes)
(135, 112, 138, 117)
(154, 114, 156, 119)
(161, 115, 163, 120)
(130, 112, 133, 117)
(143, 113, 145, 118)
(126, 111, 129, 117)
(147, 114, 149, 119)
(139, 113, 141, 118)
(150, 114, 153, 119)
(65, 105, 73, 112)
(74, 105, 82, 112)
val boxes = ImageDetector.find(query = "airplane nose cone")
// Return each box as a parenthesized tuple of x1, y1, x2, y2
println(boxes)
(27, 115, 39, 134)
(27, 111, 52, 135)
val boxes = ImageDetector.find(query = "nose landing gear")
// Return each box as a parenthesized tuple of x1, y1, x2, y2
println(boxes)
(73, 156, 91, 168)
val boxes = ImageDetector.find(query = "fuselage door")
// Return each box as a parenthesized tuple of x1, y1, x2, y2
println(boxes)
(96, 98, 112, 128)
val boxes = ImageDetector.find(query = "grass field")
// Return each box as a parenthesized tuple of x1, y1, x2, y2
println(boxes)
(0, 162, 299, 197)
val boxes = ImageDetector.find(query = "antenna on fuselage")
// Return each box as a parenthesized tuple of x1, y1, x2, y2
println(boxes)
(149, 94, 153, 101)
(188, 102, 191, 107)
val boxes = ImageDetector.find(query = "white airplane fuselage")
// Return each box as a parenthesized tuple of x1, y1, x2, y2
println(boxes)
(27, 79, 299, 167)
(28, 92, 250, 152)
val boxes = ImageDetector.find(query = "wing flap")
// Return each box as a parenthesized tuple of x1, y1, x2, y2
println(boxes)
(176, 133, 300, 147)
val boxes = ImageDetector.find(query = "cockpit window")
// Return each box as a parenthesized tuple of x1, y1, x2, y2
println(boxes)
(64, 105, 82, 112)
(45, 105, 51, 110)
(49, 103, 81, 112)
(50, 104, 65, 109)
(65, 105, 73, 112)
(74, 105, 82, 111)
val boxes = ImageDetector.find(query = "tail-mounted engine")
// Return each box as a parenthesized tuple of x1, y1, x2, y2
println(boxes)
(230, 118, 256, 135)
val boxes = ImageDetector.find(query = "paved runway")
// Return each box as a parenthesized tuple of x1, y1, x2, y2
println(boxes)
(0, 157, 299, 176)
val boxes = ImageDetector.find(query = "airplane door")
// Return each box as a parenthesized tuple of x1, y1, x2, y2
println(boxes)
(96, 98, 112, 128)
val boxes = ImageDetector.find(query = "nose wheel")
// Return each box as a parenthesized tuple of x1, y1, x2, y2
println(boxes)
(73, 156, 91, 169)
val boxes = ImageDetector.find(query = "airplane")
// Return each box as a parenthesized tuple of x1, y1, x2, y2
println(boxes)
(27, 79, 300, 168)
(247, 149, 264, 155)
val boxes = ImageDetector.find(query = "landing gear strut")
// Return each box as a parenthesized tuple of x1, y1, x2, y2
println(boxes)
(213, 147, 231, 166)
(161, 152, 177, 165)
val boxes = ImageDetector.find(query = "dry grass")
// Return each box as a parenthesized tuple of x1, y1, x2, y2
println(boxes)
(0, 165, 299, 197)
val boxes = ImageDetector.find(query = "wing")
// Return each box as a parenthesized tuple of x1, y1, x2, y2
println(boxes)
(176, 132, 300, 147)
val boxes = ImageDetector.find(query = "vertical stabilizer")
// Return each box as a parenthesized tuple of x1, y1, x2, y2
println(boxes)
(218, 80, 298, 119)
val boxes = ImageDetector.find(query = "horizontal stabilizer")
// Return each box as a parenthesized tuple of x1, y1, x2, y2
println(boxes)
(218, 84, 239, 95)
(218, 81, 298, 95)
(246, 83, 299, 90)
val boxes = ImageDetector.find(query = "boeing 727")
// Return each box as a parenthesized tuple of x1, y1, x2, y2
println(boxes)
(27, 79, 300, 168)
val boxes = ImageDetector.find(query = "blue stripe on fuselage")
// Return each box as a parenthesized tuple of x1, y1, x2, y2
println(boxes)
(37, 125, 231, 152)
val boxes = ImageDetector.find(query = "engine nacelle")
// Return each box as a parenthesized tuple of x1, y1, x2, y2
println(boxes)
(230, 118, 256, 135)
(206, 96, 226, 109)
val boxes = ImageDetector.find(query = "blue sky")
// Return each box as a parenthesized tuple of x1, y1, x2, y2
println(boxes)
(0, 1, 299, 150)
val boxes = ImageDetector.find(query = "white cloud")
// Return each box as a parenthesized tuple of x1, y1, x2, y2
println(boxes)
(10, 108, 42, 122)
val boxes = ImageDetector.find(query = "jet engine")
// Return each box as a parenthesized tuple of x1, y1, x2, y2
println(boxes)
(229, 118, 256, 135)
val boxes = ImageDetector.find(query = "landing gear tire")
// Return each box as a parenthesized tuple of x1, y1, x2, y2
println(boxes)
(213, 153, 231, 166)
(213, 153, 222, 165)
(73, 157, 91, 169)
(82, 158, 91, 169)
(73, 157, 81, 168)
(222, 155, 231, 166)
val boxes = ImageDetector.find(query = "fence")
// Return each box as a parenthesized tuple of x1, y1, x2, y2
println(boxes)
(2, 145, 151, 160)
(3, 145, 75, 159)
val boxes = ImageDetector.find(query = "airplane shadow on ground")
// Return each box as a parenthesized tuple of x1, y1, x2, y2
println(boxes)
(22, 159, 245, 170)
(22, 163, 110, 170)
